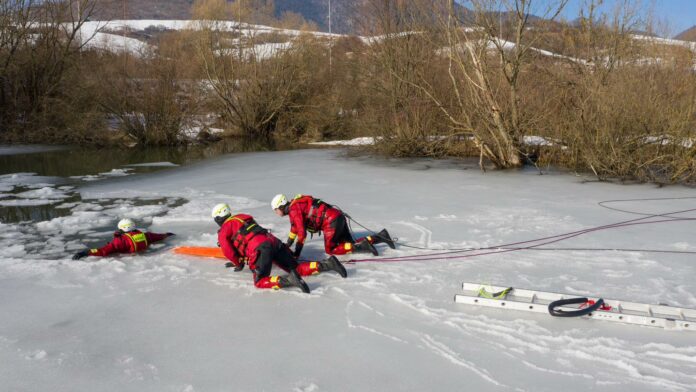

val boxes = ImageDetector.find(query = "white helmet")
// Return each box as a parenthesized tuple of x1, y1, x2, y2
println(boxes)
(271, 194, 288, 210)
(212, 203, 232, 226)
(117, 218, 136, 232)
(212, 203, 231, 218)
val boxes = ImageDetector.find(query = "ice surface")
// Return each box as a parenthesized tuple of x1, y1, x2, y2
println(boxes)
(0, 145, 67, 156)
(16, 187, 70, 200)
(99, 168, 133, 177)
(0, 173, 62, 187)
(2, 149, 696, 392)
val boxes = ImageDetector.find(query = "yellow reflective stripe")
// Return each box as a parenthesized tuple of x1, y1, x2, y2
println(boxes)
(288, 232, 297, 240)
(131, 233, 147, 243)
(90, 249, 98, 254)
(125, 232, 148, 250)
(366, 236, 372, 242)
(310, 261, 319, 275)
(226, 216, 245, 224)
(246, 223, 257, 231)
(270, 276, 279, 283)
(344, 243, 352, 250)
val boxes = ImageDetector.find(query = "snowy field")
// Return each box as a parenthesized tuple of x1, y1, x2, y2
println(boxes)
(2, 149, 696, 391)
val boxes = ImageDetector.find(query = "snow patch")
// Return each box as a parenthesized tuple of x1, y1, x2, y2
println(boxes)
(309, 137, 377, 146)
(125, 162, 180, 168)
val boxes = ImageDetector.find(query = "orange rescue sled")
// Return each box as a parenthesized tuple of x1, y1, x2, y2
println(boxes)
(174, 246, 225, 259)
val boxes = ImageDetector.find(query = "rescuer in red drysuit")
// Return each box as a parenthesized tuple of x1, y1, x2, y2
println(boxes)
(271, 194, 396, 258)
(212, 203, 347, 294)
(71, 218, 174, 260)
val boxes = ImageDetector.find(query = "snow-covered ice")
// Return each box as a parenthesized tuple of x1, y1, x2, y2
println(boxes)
(0, 173, 62, 187)
(0, 145, 67, 156)
(16, 187, 70, 200)
(2, 149, 696, 391)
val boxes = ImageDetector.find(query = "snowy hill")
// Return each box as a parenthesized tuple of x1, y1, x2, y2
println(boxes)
(93, 0, 361, 33)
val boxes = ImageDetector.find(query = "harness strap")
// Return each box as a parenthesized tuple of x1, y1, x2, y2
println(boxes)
(307, 199, 330, 232)
(229, 216, 267, 254)
(478, 286, 513, 300)
(124, 231, 148, 252)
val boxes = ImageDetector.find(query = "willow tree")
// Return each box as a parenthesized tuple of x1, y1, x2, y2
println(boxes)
(435, 0, 568, 169)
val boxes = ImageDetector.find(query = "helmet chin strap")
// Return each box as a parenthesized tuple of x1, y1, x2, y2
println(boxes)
(214, 215, 230, 227)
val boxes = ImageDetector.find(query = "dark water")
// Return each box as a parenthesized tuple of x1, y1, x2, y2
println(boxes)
(0, 138, 284, 223)
(0, 137, 284, 176)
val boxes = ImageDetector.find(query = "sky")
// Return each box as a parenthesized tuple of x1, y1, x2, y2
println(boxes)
(458, 0, 696, 37)
(546, 0, 696, 37)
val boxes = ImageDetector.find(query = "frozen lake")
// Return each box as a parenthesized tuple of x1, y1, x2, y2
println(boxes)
(1, 148, 695, 391)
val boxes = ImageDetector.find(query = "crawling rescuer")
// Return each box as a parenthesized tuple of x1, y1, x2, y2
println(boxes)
(72, 218, 174, 260)
(212, 203, 347, 294)
(271, 194, 395, 258)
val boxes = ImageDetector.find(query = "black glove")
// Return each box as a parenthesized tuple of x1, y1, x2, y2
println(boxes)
(225, 261, 245, 271)
(286, 238, 295, 248)
(166, 232, 175, 237)
(293, 243, 304, 258)
(72, 249, 89, 260)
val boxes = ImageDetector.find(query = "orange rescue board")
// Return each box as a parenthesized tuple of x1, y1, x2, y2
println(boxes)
(174, 246, 225, 259)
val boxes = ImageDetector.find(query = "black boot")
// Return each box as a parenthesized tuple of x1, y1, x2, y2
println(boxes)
(354, 239, 378, 256)
(281, 269, 310, 293)
(319, 256, 347, 278)
(372, 229, 395, 249)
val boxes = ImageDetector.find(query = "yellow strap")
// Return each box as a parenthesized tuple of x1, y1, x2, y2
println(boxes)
(270, 276, 279, 283)
(288, 232, 297, 240)
(344, 243, 352, 250)
(226, 216, 246, 224)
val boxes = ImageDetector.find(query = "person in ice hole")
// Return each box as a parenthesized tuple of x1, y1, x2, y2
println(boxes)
(271, 194, 395, 258)
(212, 203, 347, 294)
(72, 218, 174, 260)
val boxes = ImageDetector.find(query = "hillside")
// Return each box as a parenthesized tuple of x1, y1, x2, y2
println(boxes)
(92, 0, 360, 33)
(93, 0, 195, 20)
(675, 25, 696, 41)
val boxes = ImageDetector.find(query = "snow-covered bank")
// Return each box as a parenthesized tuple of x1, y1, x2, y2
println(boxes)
(2, 149, 696, 391)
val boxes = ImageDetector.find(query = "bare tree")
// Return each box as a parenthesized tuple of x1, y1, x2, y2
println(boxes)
(192, 0, 315, 139)
(417, 0, 568, 169)
(0, 0, 98, 137)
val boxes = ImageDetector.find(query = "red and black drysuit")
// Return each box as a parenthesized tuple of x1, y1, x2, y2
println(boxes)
(217, 213, 322, 289)
(86, 230, 169, 257)
(285, 195, 374, 256)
